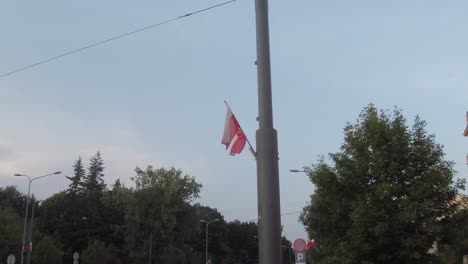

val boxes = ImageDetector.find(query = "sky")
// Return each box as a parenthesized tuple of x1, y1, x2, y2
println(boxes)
(1, 0, 468, 242)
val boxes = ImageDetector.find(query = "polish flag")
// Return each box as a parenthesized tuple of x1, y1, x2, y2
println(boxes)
(222, 105, 247, 155)
(307, 239, 316, 250)
(24, 242, 32, 251)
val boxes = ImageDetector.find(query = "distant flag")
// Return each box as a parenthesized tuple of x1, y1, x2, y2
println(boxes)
(306, 239, 316, 250)
(222, 101, 256, 157)
(24, 242, 32, 252)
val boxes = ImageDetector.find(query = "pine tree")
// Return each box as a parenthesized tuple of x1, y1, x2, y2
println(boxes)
(83, 151, 105, 194)
(66, 157, 85, 195)
(112, 179, 122, 190)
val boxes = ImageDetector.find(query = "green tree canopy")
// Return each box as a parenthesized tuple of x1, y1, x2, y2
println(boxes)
(0, 208, 22, 260)
(125, 166, 202, 264)
(300, 105, 465, 264)
(0, 186, 26, 217)
(438, 198, 468, 263)
(81, 240, 121, 264)
(32, 236, 63, 264)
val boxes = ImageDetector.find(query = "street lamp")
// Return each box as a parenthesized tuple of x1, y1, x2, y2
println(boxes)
(200, 219, 219, 264)
(14, 171, 61, 264)
(281, 246, 293, 264)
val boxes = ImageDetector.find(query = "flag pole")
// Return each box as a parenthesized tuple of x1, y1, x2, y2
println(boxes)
(224, 100, 256, 158)
(254, 0, 282, 262)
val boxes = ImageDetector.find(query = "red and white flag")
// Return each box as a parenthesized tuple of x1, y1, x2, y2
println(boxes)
(222, 105, 247, 155)
(307, 239, 316, 250)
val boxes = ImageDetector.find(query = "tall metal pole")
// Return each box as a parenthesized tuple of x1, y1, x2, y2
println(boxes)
(14, 171, 61, 264)
(26, 197, 35, 264)
(205, 223, 208, 264)
(201, 219, 218, 264)
(20, 179, 32, 264)
(254, 0, 282, 263)
(148, 232, 152, 264)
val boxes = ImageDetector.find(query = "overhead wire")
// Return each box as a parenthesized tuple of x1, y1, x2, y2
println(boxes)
(0, 0, 238, 79)
(241, 209, 303, 223)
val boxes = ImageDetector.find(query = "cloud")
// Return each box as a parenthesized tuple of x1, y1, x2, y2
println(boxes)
(0, 143, 15, 161)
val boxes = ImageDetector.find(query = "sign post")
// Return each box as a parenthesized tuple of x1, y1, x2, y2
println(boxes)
(293, 238, 307, 264)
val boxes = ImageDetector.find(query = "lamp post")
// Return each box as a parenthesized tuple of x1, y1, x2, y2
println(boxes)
(281, 246, 293, 264)
(200, 219, 219, 264)
(14, 171, 62, 264)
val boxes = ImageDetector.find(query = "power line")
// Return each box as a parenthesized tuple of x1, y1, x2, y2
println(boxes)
(281, 210, 302, 216)
(0, 0, 238, 79)
(242, 210, 303, 223)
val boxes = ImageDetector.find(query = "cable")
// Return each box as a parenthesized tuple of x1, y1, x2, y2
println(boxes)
(0, 0, 238, 79)
(281, 210, 302, 216)
(241, 210, 303, 223)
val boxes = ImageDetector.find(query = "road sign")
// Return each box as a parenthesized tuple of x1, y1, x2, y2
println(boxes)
(295, 252, 306, 264)
(7, 254, 16, 264)
(293, 238, 307, 253)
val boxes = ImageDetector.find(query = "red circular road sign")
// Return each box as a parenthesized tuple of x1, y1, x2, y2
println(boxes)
(293, 238, 307, 253)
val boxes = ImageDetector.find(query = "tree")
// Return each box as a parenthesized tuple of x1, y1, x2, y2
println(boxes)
(32, 236, 63, 264)
(0, 186, 25, 260)
(300, 105, 465, 264)
(437, 196, 468, 263)
(80, 152, 107, 247)
(0, 208, 22, 260)
(83, 151, 105, 194)
(66, 156, 86, 195)
(100, 183, 132, 261)
(195, 205, 229, 263)
(225, 221, 259, 264)
(125, 166, 202, 264)
(0, 185, 26, 217)
(81, 240, 122, 264)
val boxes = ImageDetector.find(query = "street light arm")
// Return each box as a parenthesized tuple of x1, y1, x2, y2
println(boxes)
(14, 174, 31, 182)
(290, 169, 307, 173)
(208, 219, 220, 225)
(31, 171, 62, 182)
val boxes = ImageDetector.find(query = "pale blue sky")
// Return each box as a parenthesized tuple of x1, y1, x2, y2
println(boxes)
(1, 0, 467, 242)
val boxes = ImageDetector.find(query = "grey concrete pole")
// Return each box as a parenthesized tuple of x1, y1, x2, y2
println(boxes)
(20, 179, 31, 264)
(26, 198, 35, 264)
(148, 232, 152, 264)
(254, 0, 282, 263)
(205, 223, 208, 264)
